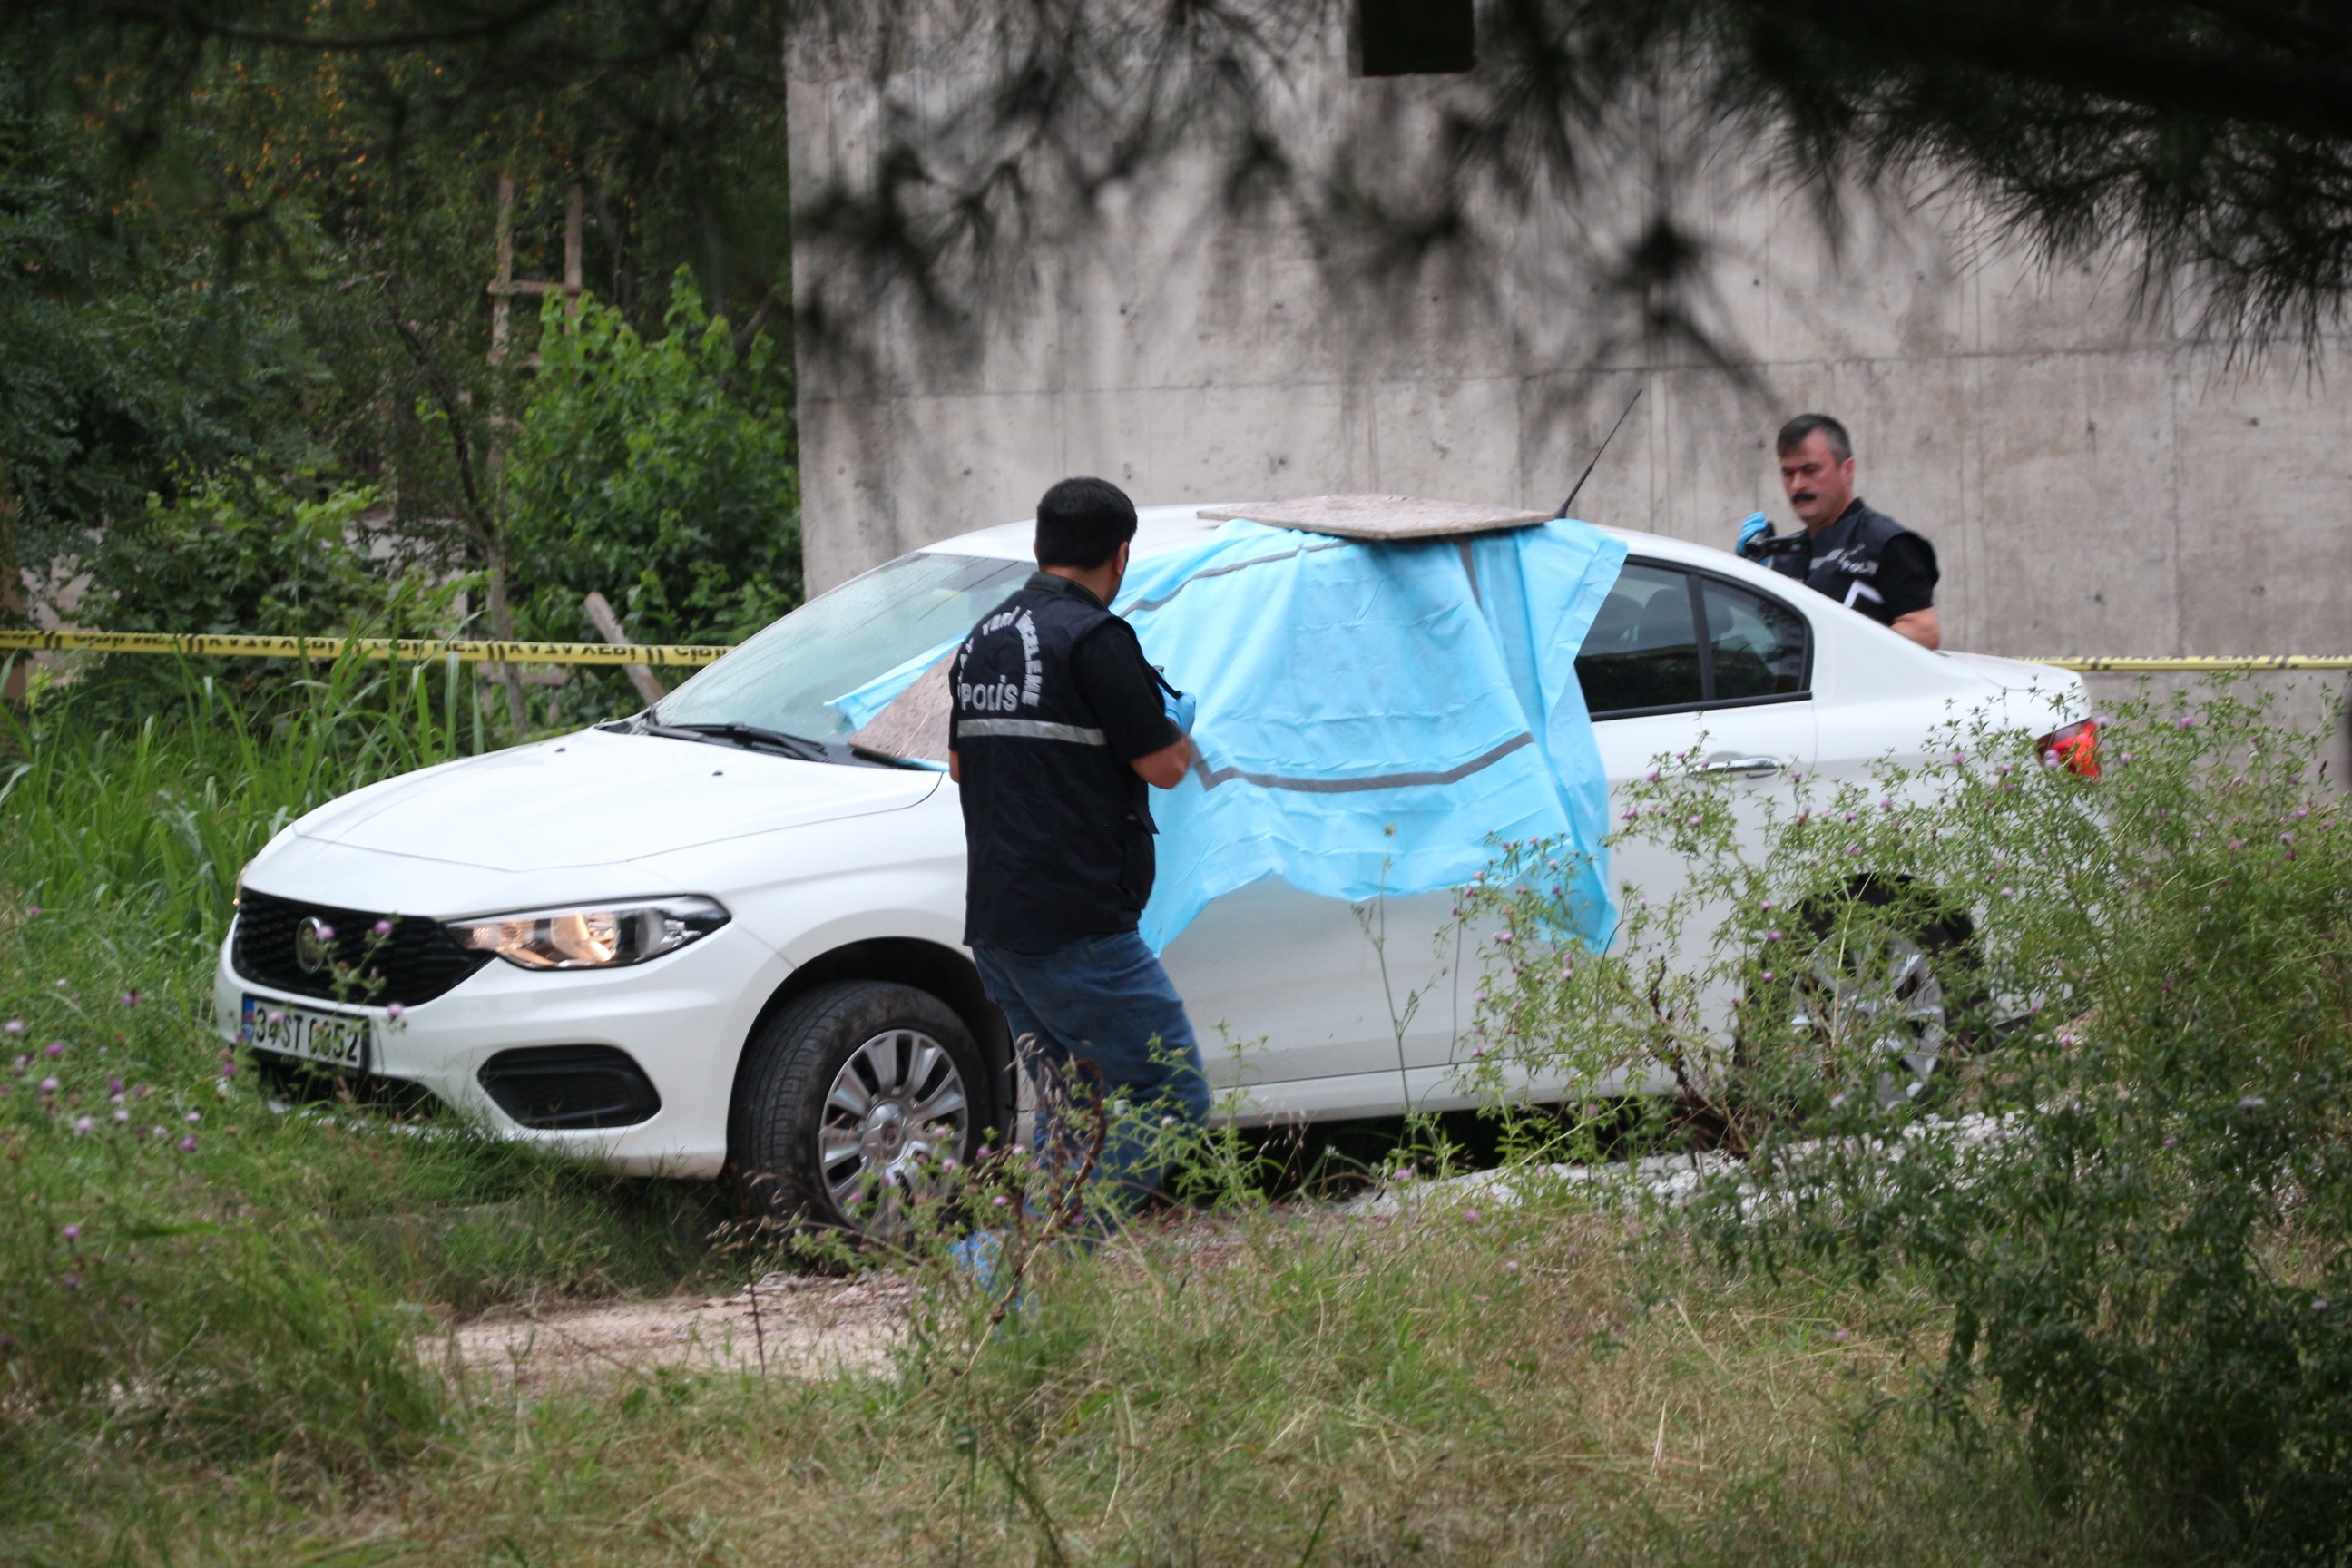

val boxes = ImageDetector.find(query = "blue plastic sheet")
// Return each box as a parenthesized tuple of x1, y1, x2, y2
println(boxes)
(823, 517, 1628, 952)
(1112, 517, 1626, 951)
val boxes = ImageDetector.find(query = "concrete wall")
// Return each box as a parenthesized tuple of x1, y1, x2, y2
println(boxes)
(785, 11, 2352, 681)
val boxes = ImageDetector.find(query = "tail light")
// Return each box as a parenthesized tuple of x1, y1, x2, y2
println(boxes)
(2037, 717, 2100, 779)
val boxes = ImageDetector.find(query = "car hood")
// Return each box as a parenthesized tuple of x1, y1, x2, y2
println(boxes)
(289, 729, 942, 872)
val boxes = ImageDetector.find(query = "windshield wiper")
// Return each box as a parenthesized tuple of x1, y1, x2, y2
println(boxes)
(659, 720, 834, 762)
(607, 714, 917, 769)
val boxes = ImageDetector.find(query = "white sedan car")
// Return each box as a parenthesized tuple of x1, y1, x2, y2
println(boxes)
(217, 506, 2086, 1227)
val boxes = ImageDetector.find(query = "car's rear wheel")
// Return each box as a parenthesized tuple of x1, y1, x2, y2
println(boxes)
(1738, 884, 1981, 1109)
(730, 981, 986, 1238)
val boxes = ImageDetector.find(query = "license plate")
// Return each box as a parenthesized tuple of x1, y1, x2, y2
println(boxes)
(241, 995, 372, 1073)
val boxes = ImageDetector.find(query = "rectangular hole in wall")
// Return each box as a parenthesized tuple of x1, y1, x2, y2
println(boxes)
(1355, 0, 1475, 77)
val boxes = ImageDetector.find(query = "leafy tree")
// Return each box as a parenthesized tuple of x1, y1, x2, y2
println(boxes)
(503, 278, 800, 651)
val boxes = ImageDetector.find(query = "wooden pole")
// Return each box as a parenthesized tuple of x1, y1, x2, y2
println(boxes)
(583, 592, 668, 710)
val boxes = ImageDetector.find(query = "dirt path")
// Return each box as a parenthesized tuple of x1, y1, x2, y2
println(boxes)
(445, 1273, 910, 1389)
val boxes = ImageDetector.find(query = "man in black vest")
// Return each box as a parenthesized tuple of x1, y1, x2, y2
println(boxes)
(948, 476, 1210, 1208)
(1738, 413, 1942, 650)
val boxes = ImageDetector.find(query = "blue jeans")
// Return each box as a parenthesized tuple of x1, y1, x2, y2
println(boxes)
(973, 930, 1211, 1203)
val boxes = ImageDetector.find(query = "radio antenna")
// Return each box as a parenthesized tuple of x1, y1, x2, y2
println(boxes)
(1553, 387, 1643, 519)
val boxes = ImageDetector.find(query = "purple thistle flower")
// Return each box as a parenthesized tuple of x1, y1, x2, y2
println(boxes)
(177, 1136, 198, 1153)
(73, 1116, 93, 1135)
(112, 1109, 128, 1124)
(62, 1273, 80, 1291)
(0, 1020, 18, 1035)
(44, 1041, 64, 1058)
(1463, 1207, 1481, 1223)
(1502, 1259, 1519, 1273)
(37, 1077, 57, 1094)
(184, 1111, 200, 1123)
(60, 1225, 80, 1241)
(107, 1078, 122, 1095)
(372, 919, 394, 936)
(266, 1010, 286, 1025)
(119, 991, 141, 1007)
(989, 1193, 1010, 1208)
(385, 1000, 407, 1022)
(316, 924, 336, 941)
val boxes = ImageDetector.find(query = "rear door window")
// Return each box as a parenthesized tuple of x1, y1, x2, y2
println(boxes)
(1575, 561, 1811, 718)
(1574, 564, 1704, 716)
(1699, 577, 1809, 700)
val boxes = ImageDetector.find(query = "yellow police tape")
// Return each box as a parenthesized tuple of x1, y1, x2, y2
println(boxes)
(0, 629, 730, 669)
(2037, 655, 2352, 672)
(5, 630, 2352, 676)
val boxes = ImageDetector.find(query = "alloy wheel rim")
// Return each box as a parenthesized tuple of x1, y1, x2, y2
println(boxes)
(817, 1027, 970, 1230)
(1793, 926, 1950, 1094)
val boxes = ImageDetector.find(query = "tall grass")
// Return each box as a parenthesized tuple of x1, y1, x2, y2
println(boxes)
(1, 651, 475, 936)
(0, 657, 735, 1519)
(5, 662, 2341, 1564)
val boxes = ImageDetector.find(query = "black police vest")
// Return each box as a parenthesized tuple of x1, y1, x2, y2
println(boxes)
(1768, 499, 1920, 623)
(952, 579, 1157, 949)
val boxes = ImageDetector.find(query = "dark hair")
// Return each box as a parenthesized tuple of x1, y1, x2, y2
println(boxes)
(1776, 413, 1853, 464)
(1034, 476, 1139, 569)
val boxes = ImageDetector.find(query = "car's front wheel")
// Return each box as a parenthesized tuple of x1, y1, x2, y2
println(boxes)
(730, 981, 986, 1237)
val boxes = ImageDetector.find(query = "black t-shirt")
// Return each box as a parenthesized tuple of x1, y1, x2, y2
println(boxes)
(1062, 596, 1182, 764)
(1873, 534, 1937, 622)
(1771, 499, 1938, 626)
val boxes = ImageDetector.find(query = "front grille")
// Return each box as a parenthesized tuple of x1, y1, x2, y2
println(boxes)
(233, 889, 492, 1007)
(477, 1045, 662, 1130)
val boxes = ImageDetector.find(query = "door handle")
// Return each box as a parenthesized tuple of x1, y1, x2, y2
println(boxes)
(1694, 756, 1784, 778)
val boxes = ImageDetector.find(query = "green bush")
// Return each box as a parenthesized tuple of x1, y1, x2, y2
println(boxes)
(1462, 684, 2352, 1559)
(503, 276, 800, 652)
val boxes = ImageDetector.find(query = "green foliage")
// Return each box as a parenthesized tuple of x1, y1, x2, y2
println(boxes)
(79, 470, 456, 641)
(0, 661, 747, 1499)
(504, 280, 800, 649)
(1463, 685, 2352, 1557)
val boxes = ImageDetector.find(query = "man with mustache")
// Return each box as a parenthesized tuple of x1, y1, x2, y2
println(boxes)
(1738, 414, 1941, 650)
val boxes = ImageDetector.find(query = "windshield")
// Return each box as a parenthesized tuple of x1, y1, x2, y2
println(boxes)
(652, 553, 1031, 741)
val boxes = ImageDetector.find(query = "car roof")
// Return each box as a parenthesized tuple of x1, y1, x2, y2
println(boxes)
(921, 503, 1773, 583)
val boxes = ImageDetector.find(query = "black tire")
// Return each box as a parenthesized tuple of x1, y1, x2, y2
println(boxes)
(1735, 881, 1984, 1111)
(729, 980, 989, 1237)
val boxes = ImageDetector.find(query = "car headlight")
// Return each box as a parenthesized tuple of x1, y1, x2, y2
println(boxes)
(446, 896, 730, 970)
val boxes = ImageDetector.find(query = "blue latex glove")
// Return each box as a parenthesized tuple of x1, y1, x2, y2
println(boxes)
(1163, 687, 1197, 735)
(1736, 511, 1772, 559)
